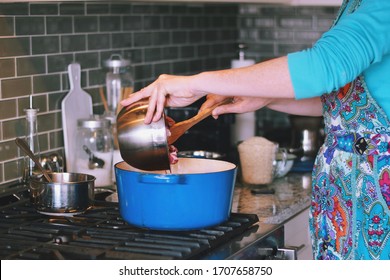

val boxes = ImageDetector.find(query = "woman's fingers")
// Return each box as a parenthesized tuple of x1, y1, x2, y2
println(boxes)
(199, 94, 227, 112)
(119, 74, 200, 123)
(153, 87, 168, 123)
(120, 87, 149, 106)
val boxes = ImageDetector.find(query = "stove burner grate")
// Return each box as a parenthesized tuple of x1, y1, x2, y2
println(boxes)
(0, 200, 258, 260)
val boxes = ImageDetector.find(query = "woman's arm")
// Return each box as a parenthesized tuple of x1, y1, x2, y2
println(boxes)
(201, 94, 322, 118)
(289, 0, 390, 99)
(266, 97, 322, 116)
(121, 56, 295, 123)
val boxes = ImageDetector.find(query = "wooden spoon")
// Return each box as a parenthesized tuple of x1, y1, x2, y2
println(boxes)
(15, 137, 52, 182)
(168, 98, 232, 145)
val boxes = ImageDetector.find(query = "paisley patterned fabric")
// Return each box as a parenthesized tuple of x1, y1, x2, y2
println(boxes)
(310, 0, 390, 260)
(312, 77, 390, 259)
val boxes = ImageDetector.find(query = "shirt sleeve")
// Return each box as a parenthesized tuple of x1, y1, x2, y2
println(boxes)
(288, 0, 390, 99)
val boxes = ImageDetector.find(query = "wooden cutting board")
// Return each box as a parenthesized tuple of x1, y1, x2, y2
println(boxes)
(61, 63, 93, 172)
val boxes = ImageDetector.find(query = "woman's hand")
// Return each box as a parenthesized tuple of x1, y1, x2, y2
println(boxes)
(200, 94, 272, 118)
(120, 74, 203, 124)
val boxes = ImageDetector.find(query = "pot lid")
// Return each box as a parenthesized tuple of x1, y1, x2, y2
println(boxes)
(77, 115, 111, 129)
(103, 54, 130, 68)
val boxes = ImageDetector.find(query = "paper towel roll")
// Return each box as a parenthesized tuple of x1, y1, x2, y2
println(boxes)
(231, 59, 255, 69)
(232, 111, 257, 145)
(230, 58, 256, 146)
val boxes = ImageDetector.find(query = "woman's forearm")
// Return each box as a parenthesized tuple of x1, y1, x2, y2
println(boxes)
(266, 97, 323, 117)
(191, 56, 295, 99)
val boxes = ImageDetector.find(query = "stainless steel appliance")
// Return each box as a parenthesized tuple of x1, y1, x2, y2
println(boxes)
(289, 115, 324, 161)
(0, 181, 297, 260)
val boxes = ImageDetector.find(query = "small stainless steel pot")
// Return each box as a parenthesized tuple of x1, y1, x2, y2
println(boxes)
(116, 99, 170, 171)
(29, 172, 95, 216)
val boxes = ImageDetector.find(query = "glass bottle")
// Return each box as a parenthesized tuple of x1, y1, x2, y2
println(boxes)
(103, 54, 133, 180)
(23, 107, 40, 182)
(103, 54, 134, 118)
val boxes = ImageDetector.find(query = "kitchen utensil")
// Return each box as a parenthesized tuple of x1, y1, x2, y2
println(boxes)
(83, 145, 105, 169)
(117, 98, 232, 171)
(167, 99, 232, 145)
(177, 150, 225, 160)
(165, 106, 233, 157)
(62, 63, 93, 172)
(29, 172, 95, 216)
(41, 153, 64, 172)
(114, 157, 237, 230)
(15, 137, 52, 182)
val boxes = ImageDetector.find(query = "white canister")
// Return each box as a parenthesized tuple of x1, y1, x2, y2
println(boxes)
(230, 46, 256, 146)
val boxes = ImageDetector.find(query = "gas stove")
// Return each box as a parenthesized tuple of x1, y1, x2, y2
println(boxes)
(0, 183, 261, 260)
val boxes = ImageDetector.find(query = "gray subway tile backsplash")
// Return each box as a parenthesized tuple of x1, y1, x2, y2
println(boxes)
(31, 36, 60, 55)
(74, 16, 99, 33)
(15, 16, 45, 35)
(59, 3, 85, 15)
(0, 58, 15, 78)
(0, 1, 337, 186)
(1, 77, 32, 99)
(0, 37, 30, 57)
(0, 17, 14, 36)
(30, 3, 58, 15)
(61, 34, 87, 52)
(46, 17, 73, 34)
(47, 54, 74, 73)
(0, 99, 16, 120)
(0, 3, 29, 15)
(16, 56, 46, 76)
(33, 74, 62, 94)
(100, 16, 121, 32)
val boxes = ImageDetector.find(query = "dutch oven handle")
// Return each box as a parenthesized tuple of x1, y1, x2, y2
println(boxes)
(138, 174, 185, 184)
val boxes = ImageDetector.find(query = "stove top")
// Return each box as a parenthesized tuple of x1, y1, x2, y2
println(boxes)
(0, 187, 259, 260)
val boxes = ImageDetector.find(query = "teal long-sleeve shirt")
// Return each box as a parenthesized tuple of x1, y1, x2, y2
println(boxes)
(288, 0, 390, 117)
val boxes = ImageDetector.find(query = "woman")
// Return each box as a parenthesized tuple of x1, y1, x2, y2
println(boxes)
(121, 0, 390, 259)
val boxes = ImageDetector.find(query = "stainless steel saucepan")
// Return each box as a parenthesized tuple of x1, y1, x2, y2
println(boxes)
(30, 172, 95, 216)
(116, 99, 169, 171)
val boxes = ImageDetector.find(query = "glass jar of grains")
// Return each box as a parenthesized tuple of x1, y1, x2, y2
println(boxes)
(73, 115, 114, 189)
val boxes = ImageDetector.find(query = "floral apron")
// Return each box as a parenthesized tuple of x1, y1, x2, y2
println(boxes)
(310, 0, 390, 259)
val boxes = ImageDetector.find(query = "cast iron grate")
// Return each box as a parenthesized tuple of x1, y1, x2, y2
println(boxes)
(0, 200, 258, 260)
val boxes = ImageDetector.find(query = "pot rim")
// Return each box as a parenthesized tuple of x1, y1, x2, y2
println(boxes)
(30, 172, 96, 184)
(115, 158, 236, 175)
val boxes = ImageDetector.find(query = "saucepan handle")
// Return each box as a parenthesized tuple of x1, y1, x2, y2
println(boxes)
(138, 173, 185, 184)
(279, 147, 288, 168)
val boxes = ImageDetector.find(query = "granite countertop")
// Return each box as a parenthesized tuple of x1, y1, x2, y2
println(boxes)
(200, 171, 313, 259)
(232, 171, 312, 227)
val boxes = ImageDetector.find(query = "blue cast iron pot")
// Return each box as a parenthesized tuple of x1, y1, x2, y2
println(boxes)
(115, 158, 237, 230)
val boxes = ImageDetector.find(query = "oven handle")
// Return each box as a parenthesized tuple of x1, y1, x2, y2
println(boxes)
(294, 244, 306, 253)
(275, 246, 300, 260)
